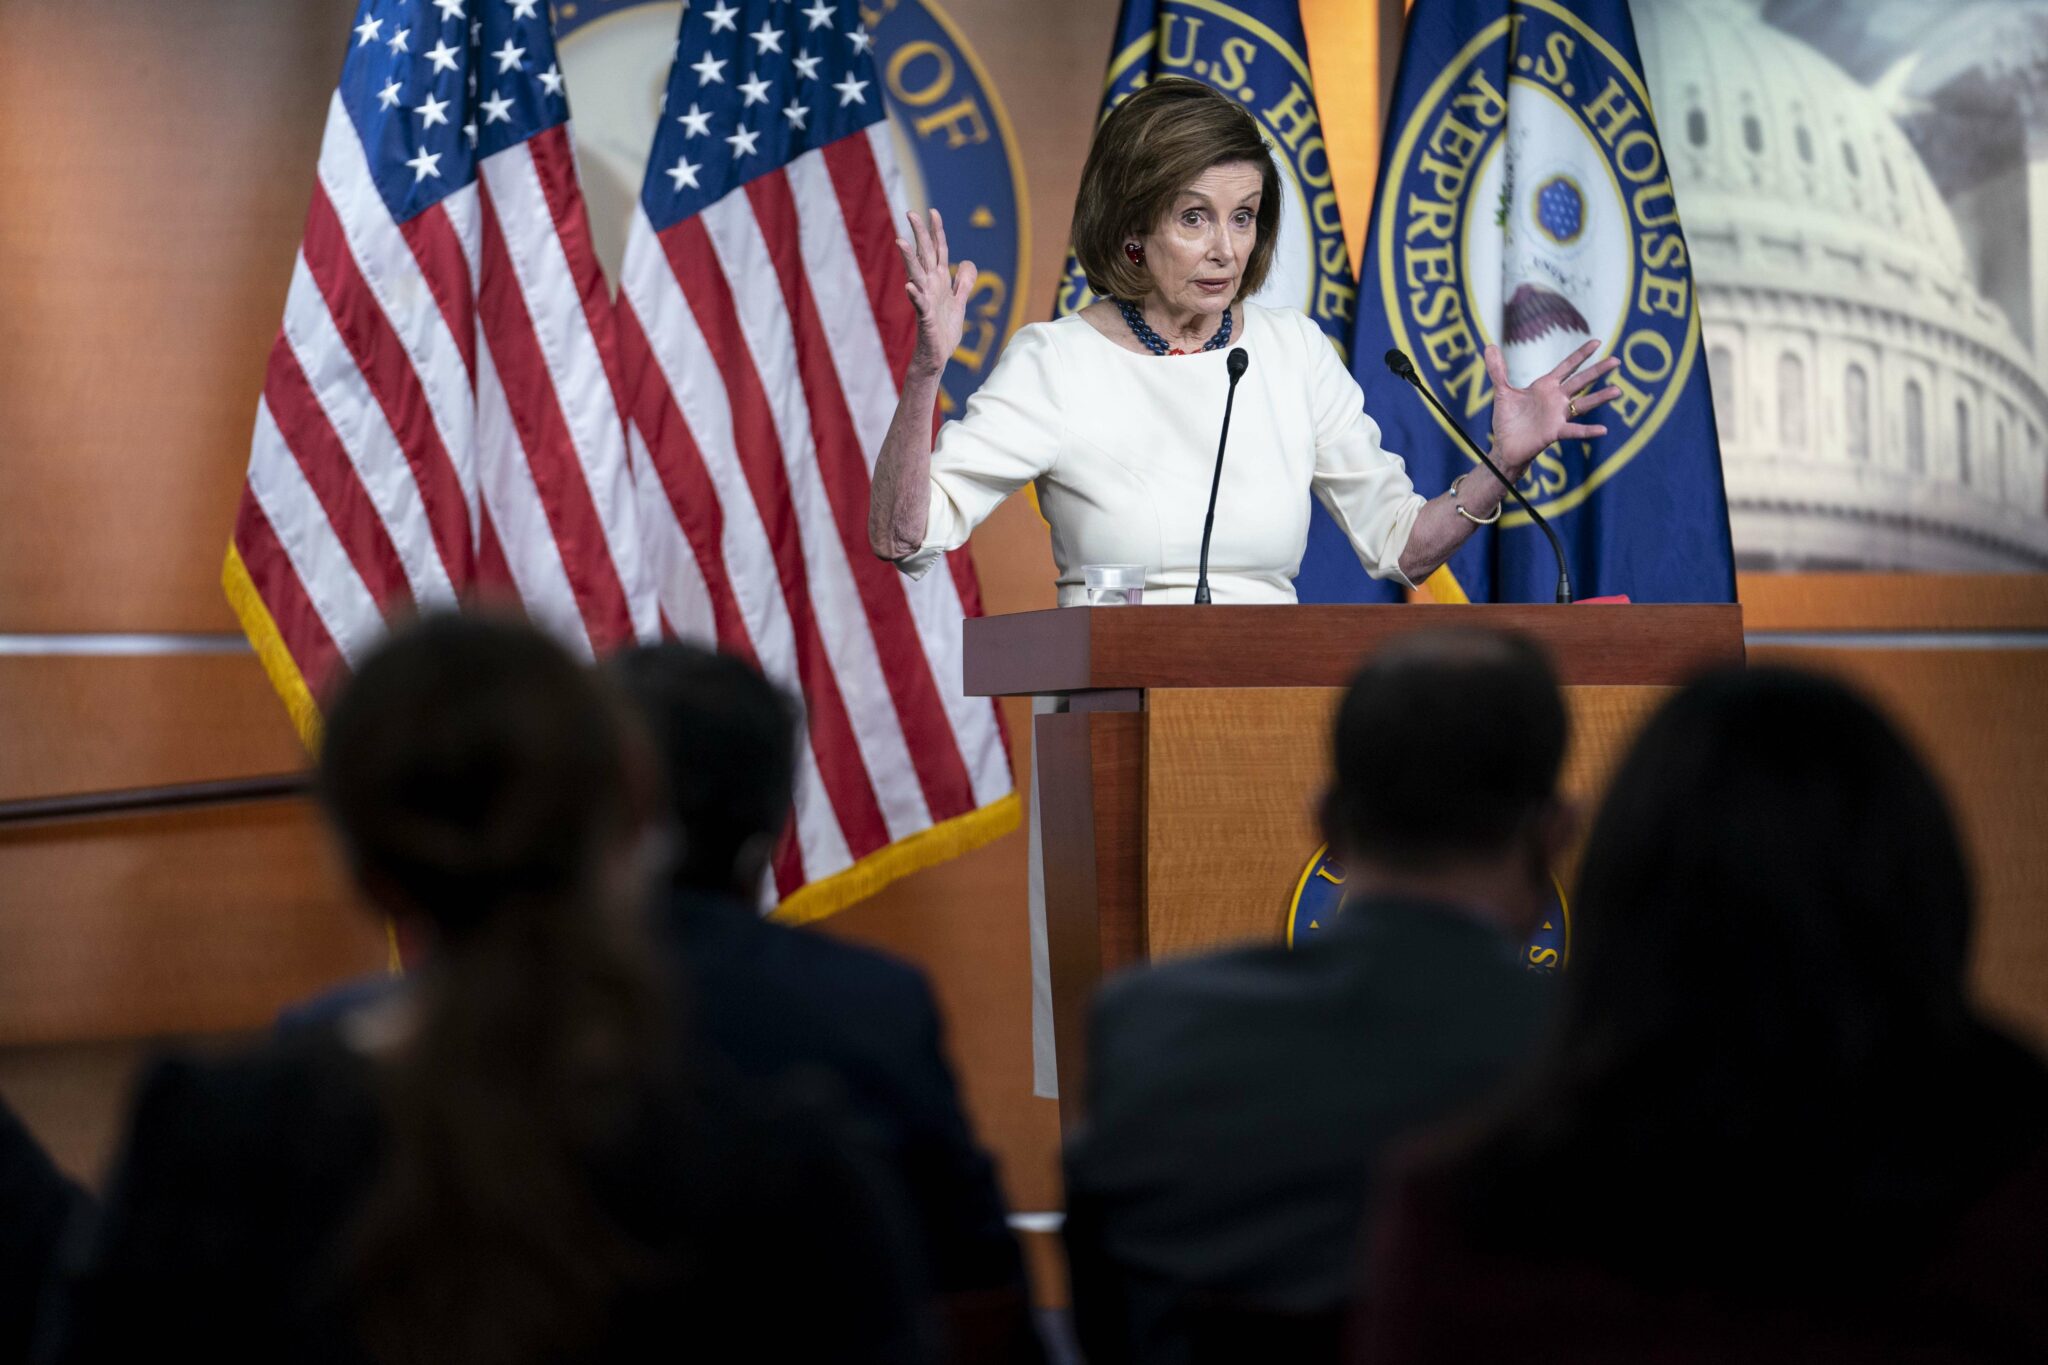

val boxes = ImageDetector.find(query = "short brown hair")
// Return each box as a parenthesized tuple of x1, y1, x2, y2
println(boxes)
(1071, 78, 1282, 303)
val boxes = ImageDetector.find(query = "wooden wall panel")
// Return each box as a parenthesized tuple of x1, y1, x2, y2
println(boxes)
(0, 654, 306, 802)
(0, 802, 385, 1047)
(1739, 574, 2048, 633)
(1750, 647, 2048, 1049)
(0, 0, 354, 631)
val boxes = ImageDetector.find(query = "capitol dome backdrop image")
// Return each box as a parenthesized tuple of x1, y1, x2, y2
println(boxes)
(1636, 0, 2048, 573)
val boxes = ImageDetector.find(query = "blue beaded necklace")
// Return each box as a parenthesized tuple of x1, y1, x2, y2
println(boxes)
(1116, 298, 1233, 356)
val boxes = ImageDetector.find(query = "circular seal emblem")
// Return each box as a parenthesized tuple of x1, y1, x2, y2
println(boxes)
(1372, 0, 1701, 524)
(553, 0, 1028, 415)
(1286, 844, 1570, 973)
(1054, 0, 1355, 346)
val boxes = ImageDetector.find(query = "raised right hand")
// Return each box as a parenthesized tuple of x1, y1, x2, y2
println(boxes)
(897, 208, 975, 383)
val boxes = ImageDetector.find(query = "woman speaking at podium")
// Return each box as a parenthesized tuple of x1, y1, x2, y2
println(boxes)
(868, 78, 1620, 602)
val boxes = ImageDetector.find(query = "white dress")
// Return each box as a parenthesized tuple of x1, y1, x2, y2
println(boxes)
(893, 302, 1429, 1096)
(894, 301, 1426, 601)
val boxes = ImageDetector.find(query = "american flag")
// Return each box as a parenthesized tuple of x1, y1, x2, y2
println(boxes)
(616, 0, 1016, 921)
(225, 0, 654, 745)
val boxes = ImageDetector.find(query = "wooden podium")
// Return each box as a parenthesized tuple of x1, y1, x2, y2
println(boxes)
(964, 604, 1745, 1124)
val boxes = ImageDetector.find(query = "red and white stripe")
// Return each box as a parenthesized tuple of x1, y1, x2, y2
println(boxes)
(231, 93, 653, 713)
(619, 124, 1012, 905)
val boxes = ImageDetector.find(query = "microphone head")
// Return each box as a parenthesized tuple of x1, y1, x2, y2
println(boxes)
(1384, 348, 1417, 382)
(1226, 347, 1249, 381)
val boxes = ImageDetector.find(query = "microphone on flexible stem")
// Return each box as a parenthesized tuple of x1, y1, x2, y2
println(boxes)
(1194, 347, 1251, 606)
(1383, 348, 1573, 604)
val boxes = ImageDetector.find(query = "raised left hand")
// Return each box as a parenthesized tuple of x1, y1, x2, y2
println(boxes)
(1485, 340, 1623, 475)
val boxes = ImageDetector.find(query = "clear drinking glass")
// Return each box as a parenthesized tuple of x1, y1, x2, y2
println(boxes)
(1082, 564, 1147, 606)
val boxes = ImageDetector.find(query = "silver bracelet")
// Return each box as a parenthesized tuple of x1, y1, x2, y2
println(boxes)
(1450, 473, 1503, 526)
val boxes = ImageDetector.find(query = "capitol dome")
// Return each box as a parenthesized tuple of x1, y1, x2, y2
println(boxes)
(1636, 0, 2048, 571)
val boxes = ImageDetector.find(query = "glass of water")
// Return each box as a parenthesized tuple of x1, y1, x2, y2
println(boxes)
(1082, 564, 1146, 606)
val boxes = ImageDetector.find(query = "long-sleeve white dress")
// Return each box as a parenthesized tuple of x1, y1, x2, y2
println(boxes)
(894, 302, 1426, 601)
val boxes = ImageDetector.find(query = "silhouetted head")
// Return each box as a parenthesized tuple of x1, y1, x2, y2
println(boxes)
(1567, 665, 1974, 1081)
(1322, 629, 1568, 889)
(316, 614, 670, 1365)
(608, 642, 800, 898)
(317, 612, 646, 941)
(1425, 668, 1998, 1286)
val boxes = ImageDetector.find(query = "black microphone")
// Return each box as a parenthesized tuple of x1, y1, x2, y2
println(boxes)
(1384, 348, 1573, 604)
(1194, 347, 1250, 606)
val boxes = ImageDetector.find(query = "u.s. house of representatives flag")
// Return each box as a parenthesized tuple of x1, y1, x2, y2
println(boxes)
(615, 0, 1017, 923)
(225, 0, 654, 744)
(1343, 0, 1736, 603)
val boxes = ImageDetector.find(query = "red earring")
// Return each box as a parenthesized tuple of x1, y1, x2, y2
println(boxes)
(1124, 241, 1145, 266)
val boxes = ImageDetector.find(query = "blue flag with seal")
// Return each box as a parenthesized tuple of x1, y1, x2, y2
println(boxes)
(1331, 0, 1736, 604)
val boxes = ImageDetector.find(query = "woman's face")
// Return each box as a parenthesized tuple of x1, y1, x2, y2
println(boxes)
(1136, 160, 1263, 319)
